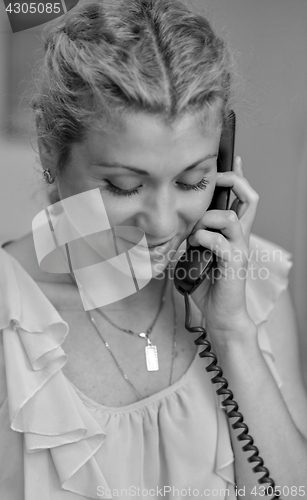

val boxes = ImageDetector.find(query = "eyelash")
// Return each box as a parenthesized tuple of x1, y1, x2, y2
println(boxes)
(102, 177, 209, 198)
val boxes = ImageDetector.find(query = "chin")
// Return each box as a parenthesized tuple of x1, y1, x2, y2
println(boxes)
(151, 245, 186, 280)
(120, 241, 186, 283)
(151, 257, 170, 279)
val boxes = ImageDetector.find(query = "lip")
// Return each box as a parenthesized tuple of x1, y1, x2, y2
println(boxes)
(118, 235, 175, 257)
(146, 237, 175, 257)
(118, 235, 177, 259)
(145, 238, 173, 248)
(124, 236, 175, 247)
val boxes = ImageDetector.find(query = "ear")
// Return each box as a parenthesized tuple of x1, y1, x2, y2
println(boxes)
(37, 136, 58, 176)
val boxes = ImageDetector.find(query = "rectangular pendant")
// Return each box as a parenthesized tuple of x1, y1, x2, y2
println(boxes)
(145, 345, 159, 371)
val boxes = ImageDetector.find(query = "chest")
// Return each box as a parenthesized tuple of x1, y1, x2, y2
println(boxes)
(58, 296, 202, 407)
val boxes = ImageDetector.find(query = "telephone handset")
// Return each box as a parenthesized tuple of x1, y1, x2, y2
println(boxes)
(174, 110, 235, 296)
(174, 111, 280, 498)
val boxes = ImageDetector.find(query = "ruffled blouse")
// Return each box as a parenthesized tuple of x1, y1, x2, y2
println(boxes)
(0, 234, 292, 500)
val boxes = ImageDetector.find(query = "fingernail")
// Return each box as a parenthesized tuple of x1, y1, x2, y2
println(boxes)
(188, 234, 195, 245)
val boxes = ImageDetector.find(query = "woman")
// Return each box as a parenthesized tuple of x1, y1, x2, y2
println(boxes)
(0, 1, 307, 499)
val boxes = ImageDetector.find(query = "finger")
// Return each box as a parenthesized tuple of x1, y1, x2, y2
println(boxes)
(215, 171, 258, 205)
(215, 171, 259, 233)
(229, 157, 243, 214)
(188, 228, 234, 262)
(230, 197, 241, 213)
(189, 209, 243, 244)
(233, 156, 243, 177)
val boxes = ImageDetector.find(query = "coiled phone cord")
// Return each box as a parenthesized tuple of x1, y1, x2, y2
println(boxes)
(182, 291, 281, 500)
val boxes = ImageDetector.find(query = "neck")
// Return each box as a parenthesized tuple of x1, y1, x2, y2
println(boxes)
(67, 264, 171, 314)
(102, 268, 170, 314)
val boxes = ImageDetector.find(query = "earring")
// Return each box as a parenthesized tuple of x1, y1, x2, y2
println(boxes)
(43, 168, 55, 184)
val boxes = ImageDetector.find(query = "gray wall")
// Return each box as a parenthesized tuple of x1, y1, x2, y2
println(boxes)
(0, 0, 307, 381)
(195, 0, 307, 382)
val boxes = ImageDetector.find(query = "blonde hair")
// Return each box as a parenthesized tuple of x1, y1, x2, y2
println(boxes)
(31, 0, 235, 203)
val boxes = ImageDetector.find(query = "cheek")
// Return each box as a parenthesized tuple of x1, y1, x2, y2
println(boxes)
(183, 184, 216, 223)
(57, 172, 89, 201)
(98, 195, 133, 227)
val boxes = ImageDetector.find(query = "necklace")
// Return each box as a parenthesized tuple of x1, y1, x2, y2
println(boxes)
(94, 272, 168, 372)
(68, 267, 168, 372)
(86, 283, 177, 400)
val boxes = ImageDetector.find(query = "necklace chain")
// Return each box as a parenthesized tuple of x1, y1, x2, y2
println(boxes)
(87, 281, 177, 400)
(68, 265, 177, 400)
(94, 271, 168, 336)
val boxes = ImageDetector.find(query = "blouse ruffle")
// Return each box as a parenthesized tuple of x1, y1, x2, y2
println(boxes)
(0, 233, 292, 499)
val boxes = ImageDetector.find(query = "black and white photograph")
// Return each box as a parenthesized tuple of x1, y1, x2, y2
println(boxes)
(0, 1, 307, 499)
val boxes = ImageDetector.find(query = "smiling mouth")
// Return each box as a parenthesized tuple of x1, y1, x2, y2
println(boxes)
(114, 231, 177, 254)
(146, 239, 172, 248)
(119, 237, 174, 248)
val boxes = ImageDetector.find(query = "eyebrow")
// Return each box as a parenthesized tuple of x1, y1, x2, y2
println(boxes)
(93, 153, 218, 175)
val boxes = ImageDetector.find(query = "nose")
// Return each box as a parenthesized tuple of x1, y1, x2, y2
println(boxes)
(137, 186, 179, 240)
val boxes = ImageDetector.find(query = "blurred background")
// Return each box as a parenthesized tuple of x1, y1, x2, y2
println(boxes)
(0, 0, 306, 383)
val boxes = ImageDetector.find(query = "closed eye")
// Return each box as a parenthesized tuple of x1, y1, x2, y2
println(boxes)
(101, 177, 209, 197)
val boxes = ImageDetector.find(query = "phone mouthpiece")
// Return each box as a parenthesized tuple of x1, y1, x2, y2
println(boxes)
(174, 245, 214, 295)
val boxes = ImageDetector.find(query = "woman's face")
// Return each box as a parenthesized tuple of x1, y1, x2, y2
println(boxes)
(56, 112, 221, 276)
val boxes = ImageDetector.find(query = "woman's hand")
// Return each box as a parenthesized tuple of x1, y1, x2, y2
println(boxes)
(189, 156, 259, 343)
